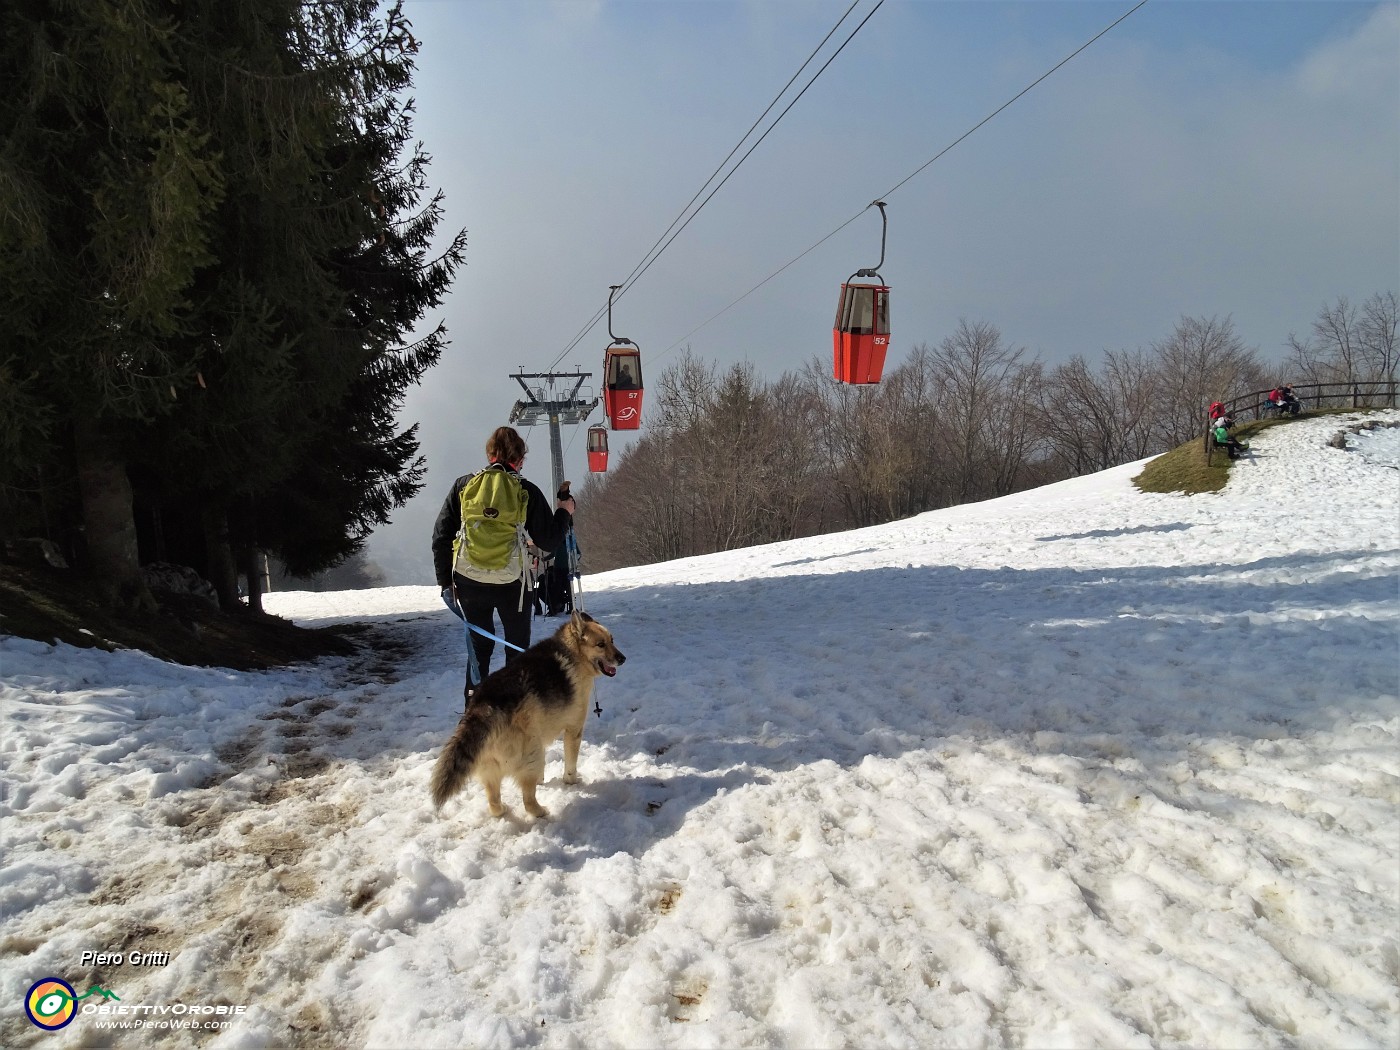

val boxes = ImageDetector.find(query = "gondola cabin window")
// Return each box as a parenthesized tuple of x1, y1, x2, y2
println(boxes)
(608, 356, 641, 390)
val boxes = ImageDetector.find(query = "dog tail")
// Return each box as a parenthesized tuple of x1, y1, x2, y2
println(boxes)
(430, 708, 495, 809)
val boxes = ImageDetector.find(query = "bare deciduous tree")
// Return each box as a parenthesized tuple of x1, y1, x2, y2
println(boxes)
(1359, 291, 1398, 382)
(1286, 293, 1399, 386)
(1150, 315, 1266, 446)
(1033, 350, 1156, 474)
(760, 372, 827, 539)
(930, 321, 1035, 502)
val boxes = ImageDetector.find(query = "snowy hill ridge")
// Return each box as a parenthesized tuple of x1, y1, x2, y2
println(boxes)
(2, 411, 1397, 1049)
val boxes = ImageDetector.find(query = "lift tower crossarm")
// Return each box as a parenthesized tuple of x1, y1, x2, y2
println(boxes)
(506, 370, 600, 500)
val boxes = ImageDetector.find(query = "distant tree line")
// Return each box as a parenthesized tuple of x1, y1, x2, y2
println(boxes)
(575, 294, 1396, 572)
(0, 0, 463, 611)
(272, 551, 386, 593)
(1285, 292, 1398, 387)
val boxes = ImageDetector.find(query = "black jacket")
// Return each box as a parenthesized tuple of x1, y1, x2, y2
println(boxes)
(431, 465, 571, 588)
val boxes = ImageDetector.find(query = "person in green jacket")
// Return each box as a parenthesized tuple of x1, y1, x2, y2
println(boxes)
(1212, 416, 1248, 460)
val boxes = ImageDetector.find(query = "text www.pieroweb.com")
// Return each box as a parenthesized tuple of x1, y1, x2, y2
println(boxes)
(91, 1016, 234, 1032)
(85, 1003, 246, 1032)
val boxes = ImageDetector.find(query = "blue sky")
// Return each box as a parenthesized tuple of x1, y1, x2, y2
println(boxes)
(368, 0, 1399, 582)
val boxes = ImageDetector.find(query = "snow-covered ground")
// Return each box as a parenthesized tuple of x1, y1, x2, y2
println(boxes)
(2, 411, 1397, 1049)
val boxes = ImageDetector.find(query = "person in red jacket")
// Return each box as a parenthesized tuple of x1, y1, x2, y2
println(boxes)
(1268, 385, 1301, 416)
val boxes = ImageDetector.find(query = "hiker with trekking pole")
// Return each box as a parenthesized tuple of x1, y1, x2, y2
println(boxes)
(431, 426, 575, 706)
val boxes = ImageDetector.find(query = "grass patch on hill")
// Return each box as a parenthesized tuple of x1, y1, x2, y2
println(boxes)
(1133, 408, 1389, 494)
(1133, 419, 1265, 495)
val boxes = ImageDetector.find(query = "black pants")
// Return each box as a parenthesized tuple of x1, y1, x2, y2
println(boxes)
(453, 573, 531, 697)
(546, 560, 572, 615)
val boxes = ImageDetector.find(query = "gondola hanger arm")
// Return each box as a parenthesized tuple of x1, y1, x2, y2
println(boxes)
(851, 201, 887, 281)
(606, 285, 636, 346)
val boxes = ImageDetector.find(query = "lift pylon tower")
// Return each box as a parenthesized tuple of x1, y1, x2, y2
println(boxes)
(507, 371, 599, 499)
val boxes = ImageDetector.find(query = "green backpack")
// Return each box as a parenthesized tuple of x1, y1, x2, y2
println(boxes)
(452, 466, 530, 585)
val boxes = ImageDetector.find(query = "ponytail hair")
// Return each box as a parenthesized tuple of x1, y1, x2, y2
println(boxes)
(486, 425, 527, 467)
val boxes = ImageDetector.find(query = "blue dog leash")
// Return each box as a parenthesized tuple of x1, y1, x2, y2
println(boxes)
(442, 587, 525, 688)
(463, 619, 526, 653)
(463, 621, 528, 688)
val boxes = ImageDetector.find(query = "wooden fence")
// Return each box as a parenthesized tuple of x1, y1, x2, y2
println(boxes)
(1204, 379, 1398, 464)
(1220, 380, 1398, 422)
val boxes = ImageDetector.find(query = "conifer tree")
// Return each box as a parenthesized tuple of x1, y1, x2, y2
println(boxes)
(1, 0, 224, 606)
(144, 0, 464, 608)
(2, 0, 463, 610)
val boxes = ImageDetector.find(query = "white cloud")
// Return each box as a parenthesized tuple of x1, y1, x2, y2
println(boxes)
(1297, 3, 1400, 100)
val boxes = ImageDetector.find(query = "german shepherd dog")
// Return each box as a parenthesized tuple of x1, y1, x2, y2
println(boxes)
(431, 611, 625, 818)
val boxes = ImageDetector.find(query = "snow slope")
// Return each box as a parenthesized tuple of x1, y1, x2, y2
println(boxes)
(2, 411, 1397, 1049)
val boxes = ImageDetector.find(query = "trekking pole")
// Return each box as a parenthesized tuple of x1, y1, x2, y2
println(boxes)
(565, 525, 585, 614)
(557, 534, 601, 714)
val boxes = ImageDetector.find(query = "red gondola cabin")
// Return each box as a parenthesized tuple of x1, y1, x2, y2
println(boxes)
(587, 424, 609, 472)
(833, 282, 890, 385)
(603, 345, 643, 430)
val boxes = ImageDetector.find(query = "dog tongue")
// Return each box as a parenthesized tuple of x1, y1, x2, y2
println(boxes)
(602, 664, 617, 677)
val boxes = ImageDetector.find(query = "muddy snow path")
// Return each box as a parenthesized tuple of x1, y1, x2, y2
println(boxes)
(0, 609, 462, 1049)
